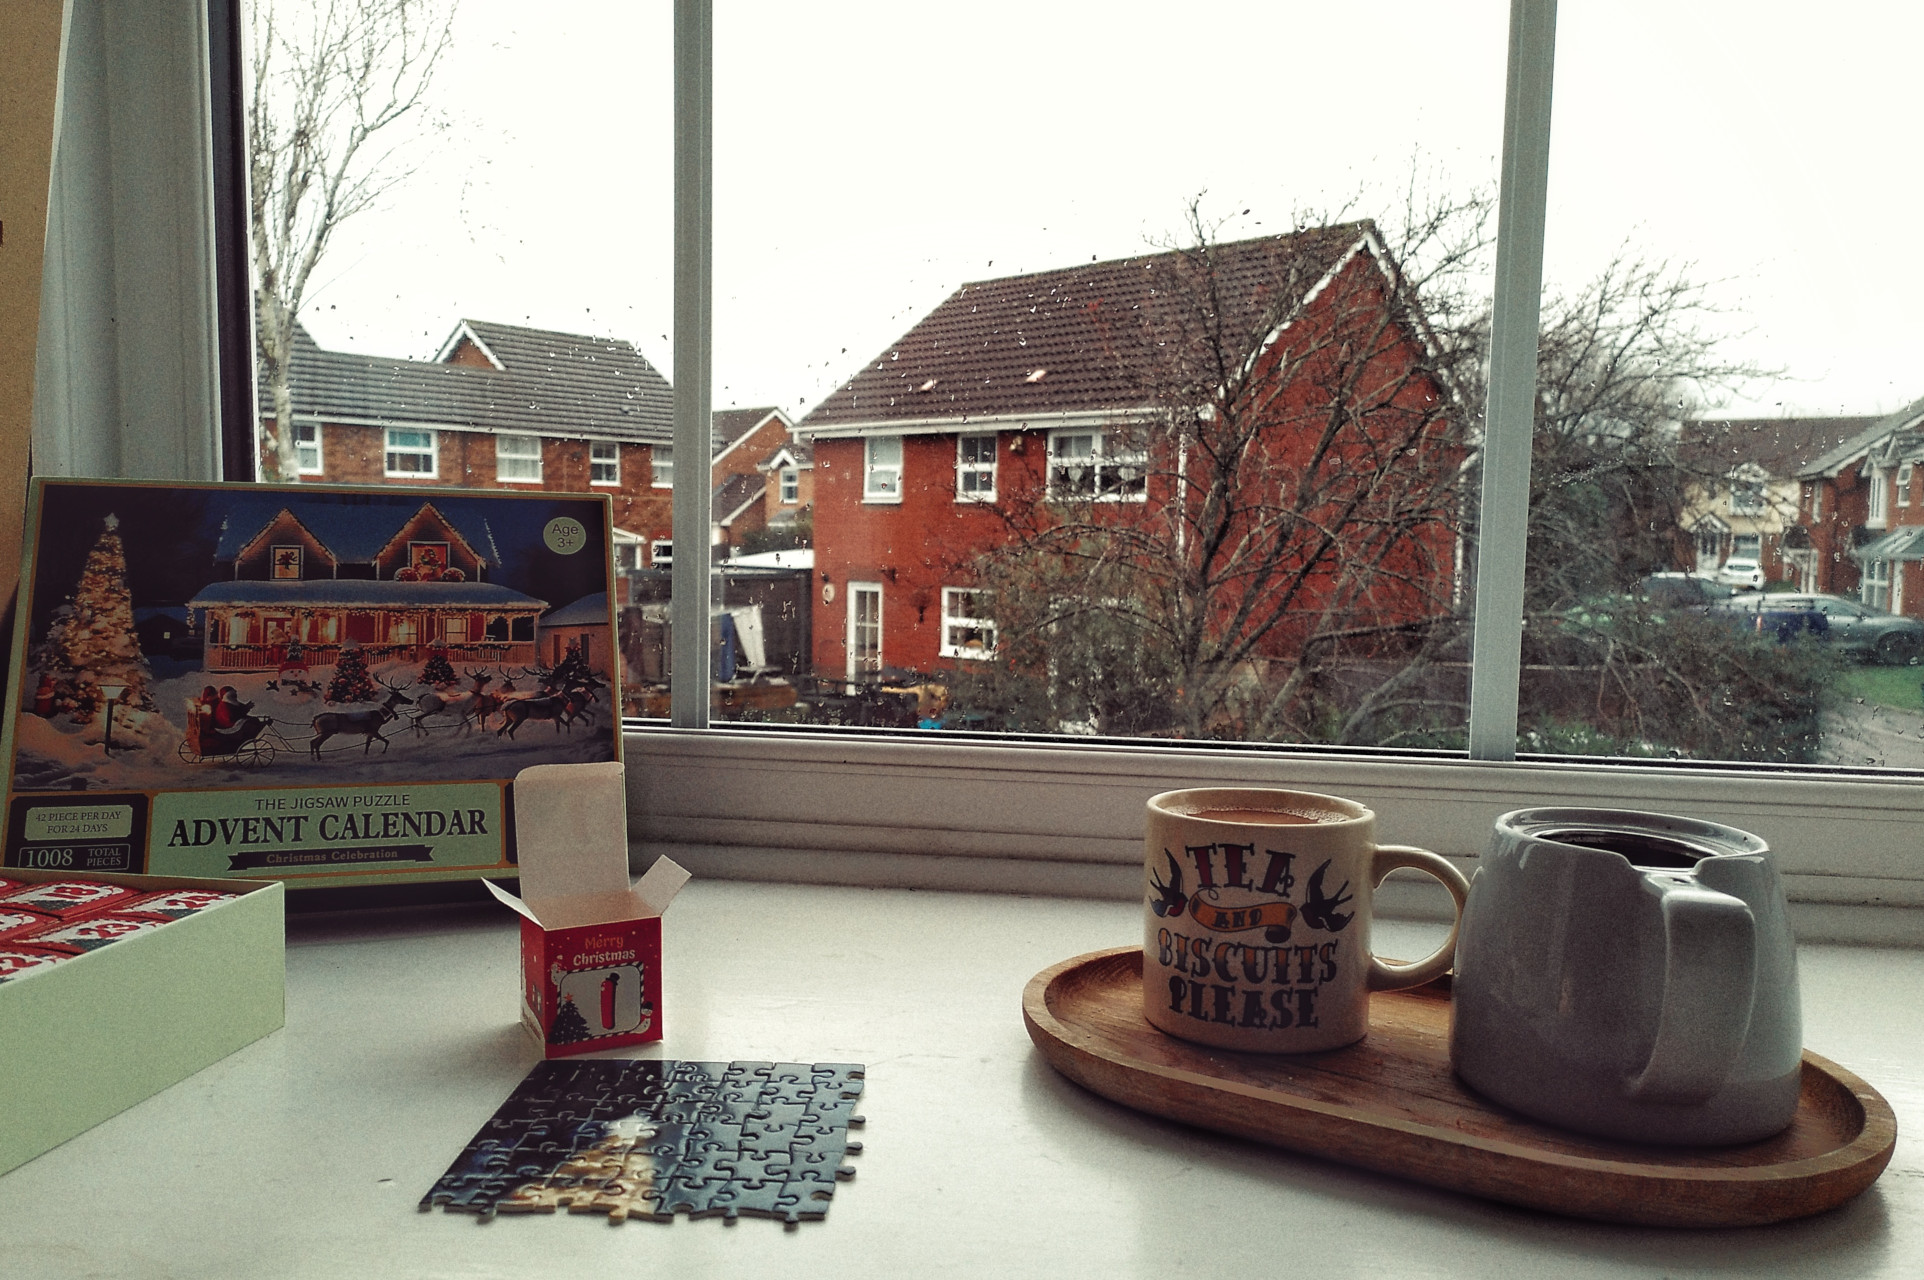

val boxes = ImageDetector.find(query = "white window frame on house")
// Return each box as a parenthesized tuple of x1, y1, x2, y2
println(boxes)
(847, 582, 883, 679)
(384, 428, 437, 479)
(1729, 477, 1766, 515)
(1808, 484, 1822, 521)
(779, 466, 799, 503)
(591, 441, 621, 486)
(1899, 463, 1914, 508)
(1731, 533, 1762, 560)
(1862, 558, 1892, 611)
(1867, 466, 1889, 528)
(956, 434, 996, 501)
(864, 436, 903, 502)
(652, 445, 674, 488)
(1046, 428, 1147, 502)
(650, 540, 673, 567)
(294, 422, 323, 475)
(939, 587, 997, 659)
(495, 433, 543, 483)
(29, 0, 1924, 947)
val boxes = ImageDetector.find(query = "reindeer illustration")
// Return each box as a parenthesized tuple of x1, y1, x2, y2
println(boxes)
(495, 691, 573, 739)
(407, 668, 495, 737)
(310, 677, 412, 758)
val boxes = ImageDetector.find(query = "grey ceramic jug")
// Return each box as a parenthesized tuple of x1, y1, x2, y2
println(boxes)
(1450, 808, 1802, 1145)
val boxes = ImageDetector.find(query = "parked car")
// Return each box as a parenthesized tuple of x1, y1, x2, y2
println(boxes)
(1636, 573, 1737, 610)
(1708, 593, 1828, 645)
(1714, 557, 1765, 590)
(1717, 593, 1924, 665)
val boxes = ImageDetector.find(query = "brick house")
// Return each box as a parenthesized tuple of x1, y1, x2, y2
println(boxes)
(261, 320, 675, 560)
(706, 407, 795, 558)
(1677, 415, 1875, 588)
(1795, 394, 1924, 611)
(794, 224, 1462, 684)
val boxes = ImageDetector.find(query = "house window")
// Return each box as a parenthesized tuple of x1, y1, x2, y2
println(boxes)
(650, 540, 673, 567)
(271, 546, 303, 580)
(1899, 464, 1914, 508)
(385, 428, 437, 478)
(442, 615, 469, 645)
(940, 588, 996, 659)
(652, 445, 674, 488)
(1863, 558, 1892, 611)
(1807, 485, 1822, 521)
(1695, 525, 1722, 564)
(294, 423, 323, 475)
(1867, 467, 1888, 527)
(1729, 478, 1765, 515)
(864, 436, 903, 502)
(496, 434, 543, 483)
(591, 441, 621, 486)
(848, 582, 883, 678)
(956, 434, 996, 501)
(1732, 533, 1761, 560)
(779, 467, 799, 503)
(1047, 429, 1147, 502)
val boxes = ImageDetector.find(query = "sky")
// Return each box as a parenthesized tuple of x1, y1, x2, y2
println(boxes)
(290, 1, 1924, 424)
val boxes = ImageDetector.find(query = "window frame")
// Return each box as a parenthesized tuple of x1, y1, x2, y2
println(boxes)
(33, 0, 1918, 943)
(1729, 477, 1766, 515)
(650, 539, 674, 567)
(293, 422, 323, 475)
(1046, 428, 1147, 503)
(1867, 466, 1889, 527)
(652, 444, 674, 489)
(956, 433, 997, 502)
(494, 433, 544, 483)
(863, 435, 904, 503)
(939, 586, 997, 659)
(383, 427, 438, 479)
(847, 581, 883, 679)
(591, 440, 621, 486)
(779, 466, 799, 504)
(1862, 558, 1892, 611)
(1899, 463, 1914, 508)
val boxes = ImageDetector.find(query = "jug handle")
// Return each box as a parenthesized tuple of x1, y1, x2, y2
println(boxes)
(1624, 880, 1757, 1104)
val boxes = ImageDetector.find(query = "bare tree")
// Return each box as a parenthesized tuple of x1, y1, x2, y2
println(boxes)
(249, 0, 453, 480)
(950, 192, 1491, 742)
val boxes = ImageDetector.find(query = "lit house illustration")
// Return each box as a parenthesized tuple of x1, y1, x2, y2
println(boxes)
(187, 499, 548, 672)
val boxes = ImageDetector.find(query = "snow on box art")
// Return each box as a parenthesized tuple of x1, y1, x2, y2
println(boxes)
(2, 480, 620, 888)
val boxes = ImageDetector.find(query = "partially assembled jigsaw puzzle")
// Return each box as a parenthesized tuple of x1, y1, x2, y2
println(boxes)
(420, 1060, 865, 1227)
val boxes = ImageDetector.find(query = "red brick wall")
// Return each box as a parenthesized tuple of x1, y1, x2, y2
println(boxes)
(261, 419, 675, 547)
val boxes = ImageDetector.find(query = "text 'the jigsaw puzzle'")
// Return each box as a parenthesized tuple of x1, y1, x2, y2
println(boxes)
(421, 1060, 865, 1227)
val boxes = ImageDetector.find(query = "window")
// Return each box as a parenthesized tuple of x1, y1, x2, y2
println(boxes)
(864, 436, 903, 502)
(1808, 485, 1822, 521)
(940, 588, 996, 658)
(1729, 478, 1765, 514)
(848, 583, 882, 678)
(650, 540, 673, 567)
(779, 467, 799, 503)
(591, 441, 621, 486)
(1868, 467, 1888, 527)
(495, 434, 542, 483)
(294, 423, 323, 475)
(1695, 525, 1723, 564)
(1732, 533, 1761, 560)
(271, 546, 303, 580)
(652, 445, 674, 489)
(1863, 559, 1892, 611)
(956, 434, 996, 501)
(1899, 464, 1914, 508)
(27, 0, 1924, 940)
(1047, 430, 1146, 502)
(385, 428, 436, 478)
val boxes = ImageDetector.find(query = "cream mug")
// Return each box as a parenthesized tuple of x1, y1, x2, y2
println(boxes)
(1142, 787, 1471, 1053)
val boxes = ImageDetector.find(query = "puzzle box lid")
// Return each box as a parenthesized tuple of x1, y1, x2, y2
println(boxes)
(485, 762, 688, 929)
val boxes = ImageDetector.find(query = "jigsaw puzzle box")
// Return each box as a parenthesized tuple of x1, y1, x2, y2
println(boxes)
(0, 865, 284, 1174)
(487, 763, 688, 1058)
(1, 478, 619, 891)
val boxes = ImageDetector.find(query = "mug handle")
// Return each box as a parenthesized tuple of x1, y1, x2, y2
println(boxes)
(1367, 845, 1472, 991)
(1623, 879, 1757, 1103)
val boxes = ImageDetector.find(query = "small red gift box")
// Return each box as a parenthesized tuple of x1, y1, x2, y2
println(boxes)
(486, 763, 688, 1058)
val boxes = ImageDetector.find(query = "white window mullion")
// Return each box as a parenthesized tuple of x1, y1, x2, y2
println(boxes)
(1466, 0, 1558, 763)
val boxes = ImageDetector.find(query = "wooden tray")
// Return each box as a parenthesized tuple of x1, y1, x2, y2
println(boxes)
(1023, 947, 1897, 1228)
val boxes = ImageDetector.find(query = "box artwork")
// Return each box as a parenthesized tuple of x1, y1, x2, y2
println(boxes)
(2, 479, 620, 888)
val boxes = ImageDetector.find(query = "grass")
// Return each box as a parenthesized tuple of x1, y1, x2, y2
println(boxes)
(1836, 664, 1924, 712)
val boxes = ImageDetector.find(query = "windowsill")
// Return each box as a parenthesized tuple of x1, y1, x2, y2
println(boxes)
(623, 725, 1924, 948)
(861, 494, 903, 504)
(493, 477, 544, 485)
(1, 879, 1914, 1276)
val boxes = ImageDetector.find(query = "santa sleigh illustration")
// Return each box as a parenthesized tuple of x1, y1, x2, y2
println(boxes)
(178, 686, 285, 767)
